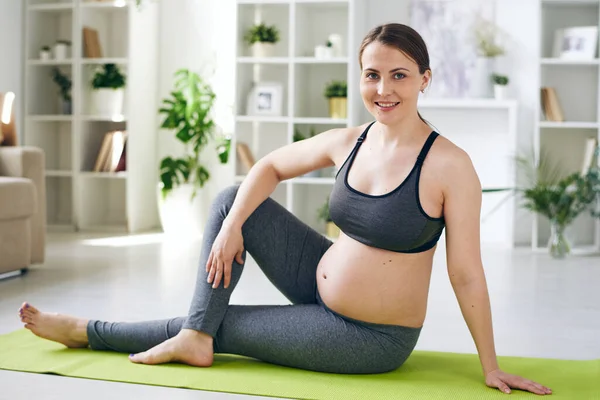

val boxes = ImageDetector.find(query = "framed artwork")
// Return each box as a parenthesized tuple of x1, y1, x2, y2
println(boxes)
(246, 82, 283, 116)
(554, 26, 598, 60)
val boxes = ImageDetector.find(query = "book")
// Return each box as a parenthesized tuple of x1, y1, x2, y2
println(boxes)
(581, 137, 598, 176)
(83, 27, 103, 58)
(236, 142, 255, 172)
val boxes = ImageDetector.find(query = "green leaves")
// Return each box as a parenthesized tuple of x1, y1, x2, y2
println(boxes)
(324, 81, 347, 98)
(91, 63, 126, 90)
(158, 69, 228, 198)
(244, 23, 279, 45)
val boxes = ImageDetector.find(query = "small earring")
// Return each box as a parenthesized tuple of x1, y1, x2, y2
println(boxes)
(420, 88, 425, 93)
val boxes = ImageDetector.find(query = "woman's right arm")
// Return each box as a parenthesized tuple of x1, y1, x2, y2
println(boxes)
(207, 127, 349, 289)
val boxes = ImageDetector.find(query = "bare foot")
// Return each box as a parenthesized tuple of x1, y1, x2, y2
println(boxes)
(129, 328, 214, 367)
(18, 302, 89, 348)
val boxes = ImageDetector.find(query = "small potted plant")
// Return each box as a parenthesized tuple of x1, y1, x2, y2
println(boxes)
(317, 196, 340, 239)
(471, 17, 505, 98)
(244, 23, 279, 58)
(492, 73, 509, 100)
(51, 67, 72, 114)
(91, 63, 126, 116)
(53, 39, 71, 60)
(40, 45, 51, 61)
(324, 80, 347, 119)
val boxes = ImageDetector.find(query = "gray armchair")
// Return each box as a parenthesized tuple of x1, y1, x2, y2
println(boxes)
(0, 147, 46, 276)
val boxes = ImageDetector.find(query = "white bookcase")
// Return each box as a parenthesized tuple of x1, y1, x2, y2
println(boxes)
(233, 0, 366, 236)
(535, 0, 600, 253)
(23, 0, 160, 233)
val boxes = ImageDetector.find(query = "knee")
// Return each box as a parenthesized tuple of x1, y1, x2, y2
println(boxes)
(211, 184, 240, 214)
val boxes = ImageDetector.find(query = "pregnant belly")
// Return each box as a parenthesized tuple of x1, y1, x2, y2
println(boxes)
(316, 233, 434, 328)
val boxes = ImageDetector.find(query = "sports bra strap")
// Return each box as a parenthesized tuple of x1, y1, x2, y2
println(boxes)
(416, 131, 439, 166)
(357, 121, 376, 143)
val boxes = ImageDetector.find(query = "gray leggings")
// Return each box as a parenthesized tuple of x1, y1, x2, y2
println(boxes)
(87, 185, 422, 374)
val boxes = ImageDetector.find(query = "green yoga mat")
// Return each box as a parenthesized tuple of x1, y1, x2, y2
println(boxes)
(0, 330, 597, 399)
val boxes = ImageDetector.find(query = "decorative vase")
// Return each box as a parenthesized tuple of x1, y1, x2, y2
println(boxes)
(470, 56, 493, 98)
(53, 43, 69, 60)
(252, 42, 275, 58)
(157, 183, 206, 240)
(328, 97, 347, 119)
(494, 84, 507, 100)
(549, 221, 570, 259)
(326, 221, 340, 239)
(58, 98, 72, 115)
(92, 88, 125, 116)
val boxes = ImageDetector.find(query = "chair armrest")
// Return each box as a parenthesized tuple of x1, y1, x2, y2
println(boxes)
(0, 147, 46, 263)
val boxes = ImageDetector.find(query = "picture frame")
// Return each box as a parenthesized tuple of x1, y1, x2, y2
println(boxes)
(246, 82, 283, 116)
(553, 26, 598, 60)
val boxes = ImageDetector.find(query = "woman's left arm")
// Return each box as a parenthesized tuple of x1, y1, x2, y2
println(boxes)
(442, 150, 552, 396)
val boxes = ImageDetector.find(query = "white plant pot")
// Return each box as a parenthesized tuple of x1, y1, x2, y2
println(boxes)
(314, 45, 333, 59)
(40, 50, 51, 61)
(252, 42, 275, 58)
(92, 88, 124, 116)
(470, 56, 494, 98)
(53, 43, 68, 60)
(157, 183, 206, 240)
(494, 84, 507, 100)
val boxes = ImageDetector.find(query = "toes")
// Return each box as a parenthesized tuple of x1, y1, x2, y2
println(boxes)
(24, 323, 34, 330)
(129, 352, 147, 364)
(26, 304, 39, 314)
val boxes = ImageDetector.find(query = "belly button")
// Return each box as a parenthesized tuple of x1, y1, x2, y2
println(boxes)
(322, 274, 327, 279)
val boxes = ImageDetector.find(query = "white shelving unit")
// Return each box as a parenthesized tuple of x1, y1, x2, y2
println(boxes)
(24, 0, 160, 233)
(233, 0, 365, 235)
(535, 0, 600, 253)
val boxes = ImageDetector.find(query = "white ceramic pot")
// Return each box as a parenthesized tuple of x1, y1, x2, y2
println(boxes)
(40, 50, 51, 61)
(494, 84, 507, 100)
(92, 88, 124, 116)
(53, 43, 68, 60)
(157, 183, 206, 239)
(470, 56, 494, 98)
(252, 42, 275, 58)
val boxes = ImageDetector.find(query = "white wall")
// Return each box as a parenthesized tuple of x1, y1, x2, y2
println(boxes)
(0, 0, 23, 141)
(157, 0, 236, 210)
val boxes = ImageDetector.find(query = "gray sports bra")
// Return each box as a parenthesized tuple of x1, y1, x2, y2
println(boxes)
(329, 121, 445, 253)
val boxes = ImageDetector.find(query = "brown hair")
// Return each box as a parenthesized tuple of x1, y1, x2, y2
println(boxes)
(358, 23, 431, 124)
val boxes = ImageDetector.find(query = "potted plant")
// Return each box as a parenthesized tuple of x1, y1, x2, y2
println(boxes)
(91, 63, 126, 116)
(157, 69, 230, 237)
(244, 23, 279, 58)
(317, 196, 340, 239)
(324, 80, 347, 119)
(471, 17, 505, 98)
(53, 39, 71, 60)
(51, 67, 72, 114)
(40, 45, 51, 61)
(492, 73, 509, 100)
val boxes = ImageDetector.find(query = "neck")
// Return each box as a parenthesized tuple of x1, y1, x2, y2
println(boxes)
(373, 113, 429, 147)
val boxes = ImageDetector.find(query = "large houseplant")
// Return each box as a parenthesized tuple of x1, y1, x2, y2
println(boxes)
(157, 69, 230, 237)
(91, 63, 126, 116)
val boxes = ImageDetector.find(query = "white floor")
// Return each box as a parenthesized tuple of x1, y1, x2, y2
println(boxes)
(0, 232, 599, 400)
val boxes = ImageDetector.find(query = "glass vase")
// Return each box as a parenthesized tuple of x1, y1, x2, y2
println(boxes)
(549, 222, 570, 259)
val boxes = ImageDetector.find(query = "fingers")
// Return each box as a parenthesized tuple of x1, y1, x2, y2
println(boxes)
(496, 381, 511, 394)
(223, 260, 232, 289)
(235, 250, 244, 265)
(212, 260, 224, 289)
(506, 376, 552, 396)
(207, 255, 218, 284)
(206, 252, 213, 273)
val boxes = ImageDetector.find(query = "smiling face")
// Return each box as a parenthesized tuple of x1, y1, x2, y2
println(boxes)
(359, 42, 431, 126)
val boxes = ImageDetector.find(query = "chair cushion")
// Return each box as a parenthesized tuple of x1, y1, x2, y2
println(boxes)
(0, 177, 36, 220)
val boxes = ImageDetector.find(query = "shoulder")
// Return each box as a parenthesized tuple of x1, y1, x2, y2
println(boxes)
(427, 134, 481, 191)
(320, 122, 371, 159)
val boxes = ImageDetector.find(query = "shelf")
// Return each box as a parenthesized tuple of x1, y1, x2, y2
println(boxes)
(81, 58, 128, 65)
(418, 98, 517, 109)
(539, 121, 599, 129)
(293, 57, 349, 64)
(236, 115, 290, 123)
(46, 170, 73, 177)
(79, 171, 128, 179)
(81, 0, 129, 9)
(81, 115, 127, 122)
(27, 115, 73, 121)
(28, 3, 74, 11)
(27, 59, 74, 66)
(296, 0, 349, 3)
(236, 0, 291, 3)
(237, 57, 289, 64)
(293, 117, 347, 124)
(541, 0, 600, 5)
(541, 58, 600, 65)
